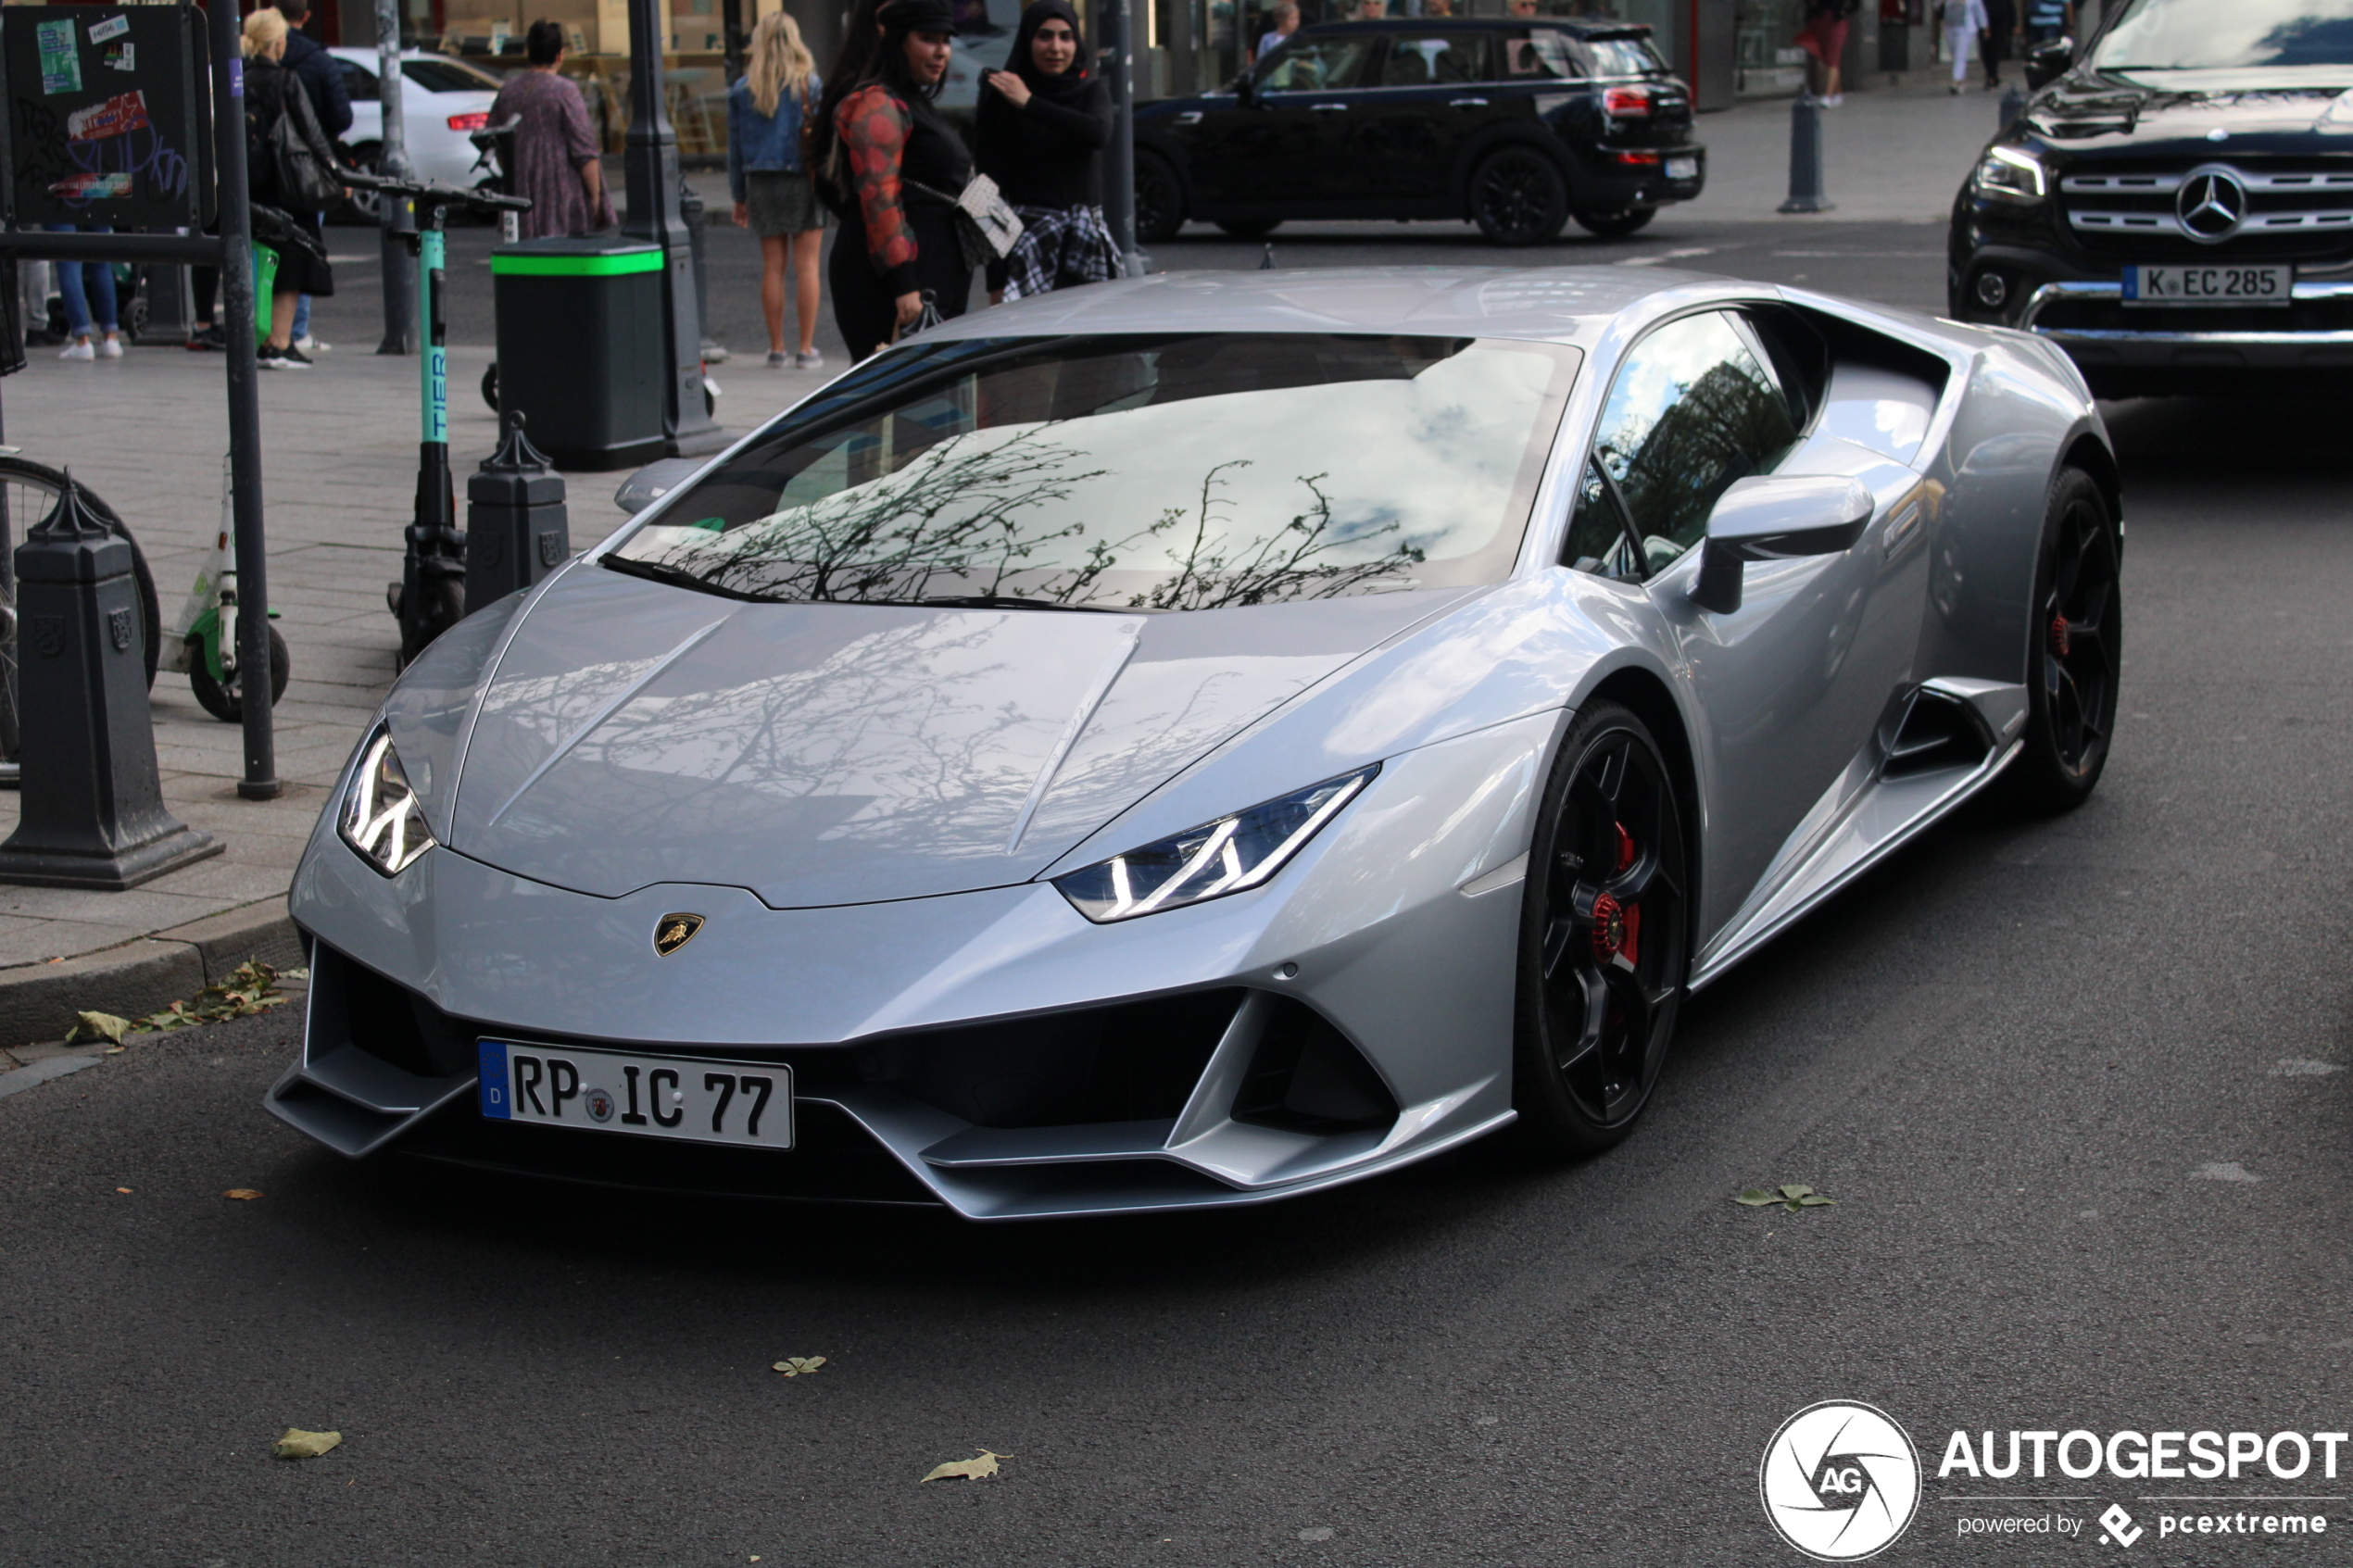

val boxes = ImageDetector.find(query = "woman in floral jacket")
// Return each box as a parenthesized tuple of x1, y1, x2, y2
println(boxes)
(810, 0, 972, 360)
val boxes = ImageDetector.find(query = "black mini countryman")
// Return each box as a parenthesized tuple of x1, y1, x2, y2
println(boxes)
(1134, 19, 1705, 245)
(1948, 0, 2353, 395)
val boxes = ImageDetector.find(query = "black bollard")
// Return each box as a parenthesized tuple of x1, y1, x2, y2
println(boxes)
(0, 479, 218, 889)
(1778, 94, 1835, 215)
(680, 177, 725, 364)
(465, 412, 572, 616)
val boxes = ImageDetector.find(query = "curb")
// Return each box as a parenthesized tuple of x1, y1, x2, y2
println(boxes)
(0, 900, 302, 1048)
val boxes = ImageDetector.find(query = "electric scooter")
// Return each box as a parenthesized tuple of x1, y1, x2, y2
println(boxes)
(342, 170, 531, 667)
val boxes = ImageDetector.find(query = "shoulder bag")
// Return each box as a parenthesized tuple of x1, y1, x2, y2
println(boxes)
(907, 172, 1026, 270)
(271, 74, 345, 213)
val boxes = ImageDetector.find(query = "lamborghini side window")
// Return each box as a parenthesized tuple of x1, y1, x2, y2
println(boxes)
(1586, 310, 1802, 571)
(1566, 457, 1640, 580)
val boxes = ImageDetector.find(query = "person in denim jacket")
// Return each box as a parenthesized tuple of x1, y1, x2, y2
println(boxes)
(730, 11, 834, 370)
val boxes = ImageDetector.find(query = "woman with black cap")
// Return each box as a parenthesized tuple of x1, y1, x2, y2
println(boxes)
(809, 0, 973, 359)
(976, 0, 1116, 302)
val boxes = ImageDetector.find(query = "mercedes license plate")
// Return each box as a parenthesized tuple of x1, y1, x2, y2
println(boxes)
(477, 1039, 793, 1148)
(2121, 263, 2291, 306)
(1665, 156, 1700, 180)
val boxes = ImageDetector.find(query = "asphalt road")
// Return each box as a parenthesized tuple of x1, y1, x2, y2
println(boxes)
(15, 228, 2353, 1567)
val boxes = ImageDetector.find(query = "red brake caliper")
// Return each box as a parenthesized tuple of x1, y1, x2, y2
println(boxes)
(2049, 614, 2071, 659)
(1592, 823, 1643, 966)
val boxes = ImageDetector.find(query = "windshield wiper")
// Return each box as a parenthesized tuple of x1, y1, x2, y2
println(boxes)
(600, 553, 769, 602)
(886, 595, 1135, 613)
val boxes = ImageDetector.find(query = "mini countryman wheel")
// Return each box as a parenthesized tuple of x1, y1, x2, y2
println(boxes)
(1514, 699, 1691, 1153)
(2007, 467, 2120, 813)
(1573, 205, 1656, 238)
(1134, 152, 1187, 244)
(1470, 146, 1569, 246)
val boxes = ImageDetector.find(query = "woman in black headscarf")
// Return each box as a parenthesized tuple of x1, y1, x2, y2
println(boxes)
(810, 0, 974, 359)
(975, 0, 1117, 302)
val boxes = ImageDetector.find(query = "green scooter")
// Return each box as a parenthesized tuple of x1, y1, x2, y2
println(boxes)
(344, 170, 531, 667)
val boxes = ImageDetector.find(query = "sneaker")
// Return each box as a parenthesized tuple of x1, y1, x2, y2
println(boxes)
(766, 349, 789, 369)
(257, 345, 309, 370)
(187, 324, 226, 351)
(58, 339, 94, 361)
(1949, 81, 1963, 94)
(97, 334, 123, 358)
(282, 344, 315, 367)
(1825, 93, 1843, 106)
(795, 349, 824, 370)
(292, 334, 331, 354)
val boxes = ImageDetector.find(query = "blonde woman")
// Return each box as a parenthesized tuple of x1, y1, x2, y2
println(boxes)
(241, 7, 340, 369)
(730, 10, 833, 369)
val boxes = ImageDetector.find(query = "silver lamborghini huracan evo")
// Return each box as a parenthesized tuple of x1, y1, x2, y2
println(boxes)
(271, 268, 2121, 1220)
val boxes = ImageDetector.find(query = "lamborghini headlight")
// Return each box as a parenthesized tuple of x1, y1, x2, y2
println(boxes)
(336, 725, 437, 876)
(1972, 144, 2046, 204)
(1053, 766, 1378, 923)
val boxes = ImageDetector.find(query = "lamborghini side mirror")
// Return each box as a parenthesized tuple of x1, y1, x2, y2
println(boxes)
(613, 456, 707, 515)
(1690, 474, 1875, 616)
(2024, 36, 2072, 90)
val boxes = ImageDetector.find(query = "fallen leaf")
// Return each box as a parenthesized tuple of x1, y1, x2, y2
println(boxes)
(1736, 1184, 1837, 1212)
(921, 1449, 1010, 1483)
(772, 1356, 827, 1377)
(223, 1189, 264, 1201)
(67, 1010, 132, 1046)
(271, 1428, 341, 1460)
(1733, 1188, 1778, 1207)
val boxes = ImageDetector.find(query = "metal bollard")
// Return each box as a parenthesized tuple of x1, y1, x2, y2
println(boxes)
(0, 480, 218, 889)
(1778, 94, 1835, 215)
(464, 412, 571, 616)
(679, 177, 726, 364)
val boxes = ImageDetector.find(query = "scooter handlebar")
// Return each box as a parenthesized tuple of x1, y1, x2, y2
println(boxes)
(341, 169, 533, 214)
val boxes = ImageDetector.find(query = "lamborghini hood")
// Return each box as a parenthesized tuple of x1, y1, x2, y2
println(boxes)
(414, 565, 1475, 908)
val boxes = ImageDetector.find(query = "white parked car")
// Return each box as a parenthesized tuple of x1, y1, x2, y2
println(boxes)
(327, 48, 506, 223)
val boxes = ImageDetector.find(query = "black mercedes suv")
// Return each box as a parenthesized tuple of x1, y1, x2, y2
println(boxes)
(1133, 19, 1705, 246)
(1948, 0, 2353, 395)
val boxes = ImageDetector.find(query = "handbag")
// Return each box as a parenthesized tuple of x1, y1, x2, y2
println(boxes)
(891, 289, 948, 344)
(269, 75, 344, 213)
(908, 172, 1026, 271)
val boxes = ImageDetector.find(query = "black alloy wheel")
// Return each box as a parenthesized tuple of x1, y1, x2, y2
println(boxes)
(2007, 466, 2121, 812)
(1215, 218, 1282, 240)
(1134, 152, 1186, 245)
(1573, 205, 1655, 238)
(1469, 146, 1569, 245)
(1513, 699, 1691, 1154)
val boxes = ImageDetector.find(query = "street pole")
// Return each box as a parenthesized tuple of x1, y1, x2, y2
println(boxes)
(374, 0, 418, 355)
(621, 0, 725, 455)
(723, 0, 747, 82)
(1099, 0, 1144, 276)
(208, 0, 280, 797)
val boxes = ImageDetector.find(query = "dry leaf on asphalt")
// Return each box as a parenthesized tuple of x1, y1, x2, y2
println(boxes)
(1735, 1184, 1838, 1212)
(223, 1189, 264, 1201)
(67, 1011, 132, 1046)
(771, 1356, 826, 1376)
(922, 1449, 1010, 1483)
(271, 1428, 342, 1460)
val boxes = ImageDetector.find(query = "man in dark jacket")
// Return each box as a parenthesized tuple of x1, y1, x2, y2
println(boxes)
(271, 0, 350, 352)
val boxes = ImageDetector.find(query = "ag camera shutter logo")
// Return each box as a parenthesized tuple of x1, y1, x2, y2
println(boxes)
(1761, 1400, 1922, 1561)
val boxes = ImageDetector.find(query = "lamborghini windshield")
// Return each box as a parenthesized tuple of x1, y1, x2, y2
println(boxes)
(2094, 0, 2353, 72)
(606, 332, 1579, 611)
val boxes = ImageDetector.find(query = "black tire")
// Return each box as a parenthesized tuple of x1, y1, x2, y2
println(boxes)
(186, 624, 291, 723)
(0, 458, 161, 762)
(482, 362, 500, 416)
(1214, 218, 1282, 240)
(1469, 145, 1570, 246)
(337, 144, 384, 225)
(2005, 467, 2121, 814)
(395, 573, 468, 671)
(1134, 151, 1187, 245)
(1573, 205, 1656, 238)
(1512, 699, 1692, 1155)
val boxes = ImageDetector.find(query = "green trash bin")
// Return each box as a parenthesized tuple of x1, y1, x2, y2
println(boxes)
(490, 237, 667, 471)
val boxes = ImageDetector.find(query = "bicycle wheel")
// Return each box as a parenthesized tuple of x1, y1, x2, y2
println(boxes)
(0, 458, 163, 762)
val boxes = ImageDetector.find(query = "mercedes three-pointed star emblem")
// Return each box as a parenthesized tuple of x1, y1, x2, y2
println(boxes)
(2177, 167, 2247, 242)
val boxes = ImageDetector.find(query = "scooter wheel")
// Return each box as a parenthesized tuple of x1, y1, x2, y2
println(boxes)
(482, 363, 499, 414)
(188, 626, 291, 722)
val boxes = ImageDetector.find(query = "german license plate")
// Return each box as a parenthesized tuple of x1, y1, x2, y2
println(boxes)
(1665, 156, 1700, 180)
(477, 1039, 793, 1149)
(2121, 263, 2291, 306)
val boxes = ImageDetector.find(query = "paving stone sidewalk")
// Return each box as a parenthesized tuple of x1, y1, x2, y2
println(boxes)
(0, 340, 640, 1031)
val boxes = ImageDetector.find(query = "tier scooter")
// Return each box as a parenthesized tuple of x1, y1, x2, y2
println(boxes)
(343, 170, 531, 667)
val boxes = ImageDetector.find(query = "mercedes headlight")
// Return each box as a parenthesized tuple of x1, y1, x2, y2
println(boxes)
(1053, 766, 1378, 922)
(337, 725, 437, 876)
(1973, 145, 2046, 204)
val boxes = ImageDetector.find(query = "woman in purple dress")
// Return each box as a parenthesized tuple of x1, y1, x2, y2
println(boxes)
(489, 21, 615, 240)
